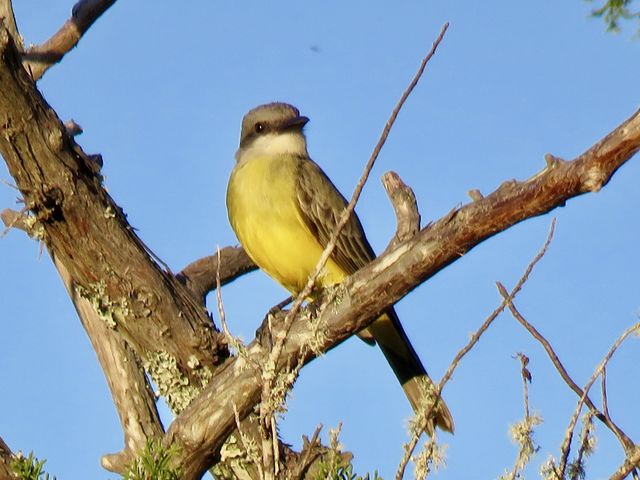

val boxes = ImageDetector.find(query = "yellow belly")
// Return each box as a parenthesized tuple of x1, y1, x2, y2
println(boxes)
(227, 155, 345, 293)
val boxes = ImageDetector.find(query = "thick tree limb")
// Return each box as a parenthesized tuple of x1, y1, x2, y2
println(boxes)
(165, 106, 640, 478)
(1, 209, 165, 475)
(0, 24, 228, 416)
(21, 0, 117, 80)
(0, 0, 22, 51)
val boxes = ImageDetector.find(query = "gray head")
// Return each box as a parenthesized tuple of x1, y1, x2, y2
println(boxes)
(238, 102, 309, 150)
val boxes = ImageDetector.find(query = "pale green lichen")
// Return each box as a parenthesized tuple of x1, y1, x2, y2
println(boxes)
(144, 350, 211, 413)
(103, 205, 116, 219)
(213, 432, 261, 480)
(22, 214, 46, 241)
(75, 280, 130, 328)
(413, 439, 447, 480)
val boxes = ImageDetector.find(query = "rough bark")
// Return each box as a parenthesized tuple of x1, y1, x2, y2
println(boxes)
(0, 437, 18, 479)
(0, 24, 228, 415)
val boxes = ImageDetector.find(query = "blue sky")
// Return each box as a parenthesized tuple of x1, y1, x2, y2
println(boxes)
(1, 1, 639, 479)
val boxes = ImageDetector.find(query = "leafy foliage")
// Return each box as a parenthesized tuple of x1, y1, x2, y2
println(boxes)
(586, 0, 640, 32)
(124, 440, 182, 480)
(11, 452, 56, 480)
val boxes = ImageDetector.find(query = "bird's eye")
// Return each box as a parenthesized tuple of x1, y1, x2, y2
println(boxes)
(254, 122, 265, 134)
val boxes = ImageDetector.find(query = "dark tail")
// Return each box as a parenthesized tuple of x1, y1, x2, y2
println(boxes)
(366, 308, 454, 434)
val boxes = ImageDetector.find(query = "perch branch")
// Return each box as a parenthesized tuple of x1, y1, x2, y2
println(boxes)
(23, 0, 118, 80)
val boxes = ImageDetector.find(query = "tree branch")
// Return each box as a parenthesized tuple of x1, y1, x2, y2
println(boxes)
(497, 285, 636, 452)
(22, 0, 117, 80)
(0, 0, 22, 51)
(0, 24, 228, 416)
(1, 209, 165, 475)
(177, 246, 257, 305)
(0, 436, 18, 479)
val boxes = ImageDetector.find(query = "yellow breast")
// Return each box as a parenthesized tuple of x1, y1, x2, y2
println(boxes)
(227, 155, 345, 294)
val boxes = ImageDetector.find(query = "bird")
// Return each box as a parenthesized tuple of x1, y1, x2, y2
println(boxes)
(226, 102, 453, 434)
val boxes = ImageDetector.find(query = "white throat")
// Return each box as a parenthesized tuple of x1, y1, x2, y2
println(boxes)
(236, 131, 308, 164)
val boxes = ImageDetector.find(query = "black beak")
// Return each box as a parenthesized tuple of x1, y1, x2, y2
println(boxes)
(281, 115, 309, 130)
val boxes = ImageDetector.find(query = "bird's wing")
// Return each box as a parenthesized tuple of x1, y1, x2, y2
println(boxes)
(294, 156, 376, 275)
(295, 156, 378, 344)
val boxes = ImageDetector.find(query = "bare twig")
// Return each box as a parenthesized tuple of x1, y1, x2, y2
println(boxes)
(0, 207, 28, 237)
(499, 289, 636, 452)
(557, 322, 640, 478)
(289, 425, 324, 480)
(254, 22, 450, 480)
(396, 219, 556, 480)
(64, 119, 83, 137)
(22, 0, 117, 80)
(283, 21, 449, 332)
(504, 353, 541, 480)
(381, 171, 421, 251)
(516, 353, 532, 419)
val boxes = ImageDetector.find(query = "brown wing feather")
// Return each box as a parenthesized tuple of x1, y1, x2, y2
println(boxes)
(294, 157, 376, 274)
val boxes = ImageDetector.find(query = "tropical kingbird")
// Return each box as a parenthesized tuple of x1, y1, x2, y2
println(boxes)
(226, 102, 453, 433)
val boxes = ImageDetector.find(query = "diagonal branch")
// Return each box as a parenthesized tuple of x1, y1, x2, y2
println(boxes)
(0, 22, 228, 417)
(0, 0, 22, 50)
(22, 0, 117, 80)
(1, 209, 165, 475)
(497, 286, 636, 452)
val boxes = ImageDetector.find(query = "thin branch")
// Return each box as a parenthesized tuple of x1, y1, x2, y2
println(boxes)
(289, 425, 324, 480)
(51, 251, 165, 473)
(177, 246, 257, 305)
(22, 0, 117, 80)
(281, 21, 450, 336)
(557, 322, 640, 478)
(499, 289, 636, 452)
(396, 220, 556, 480)
(254, 23, 450, 480)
